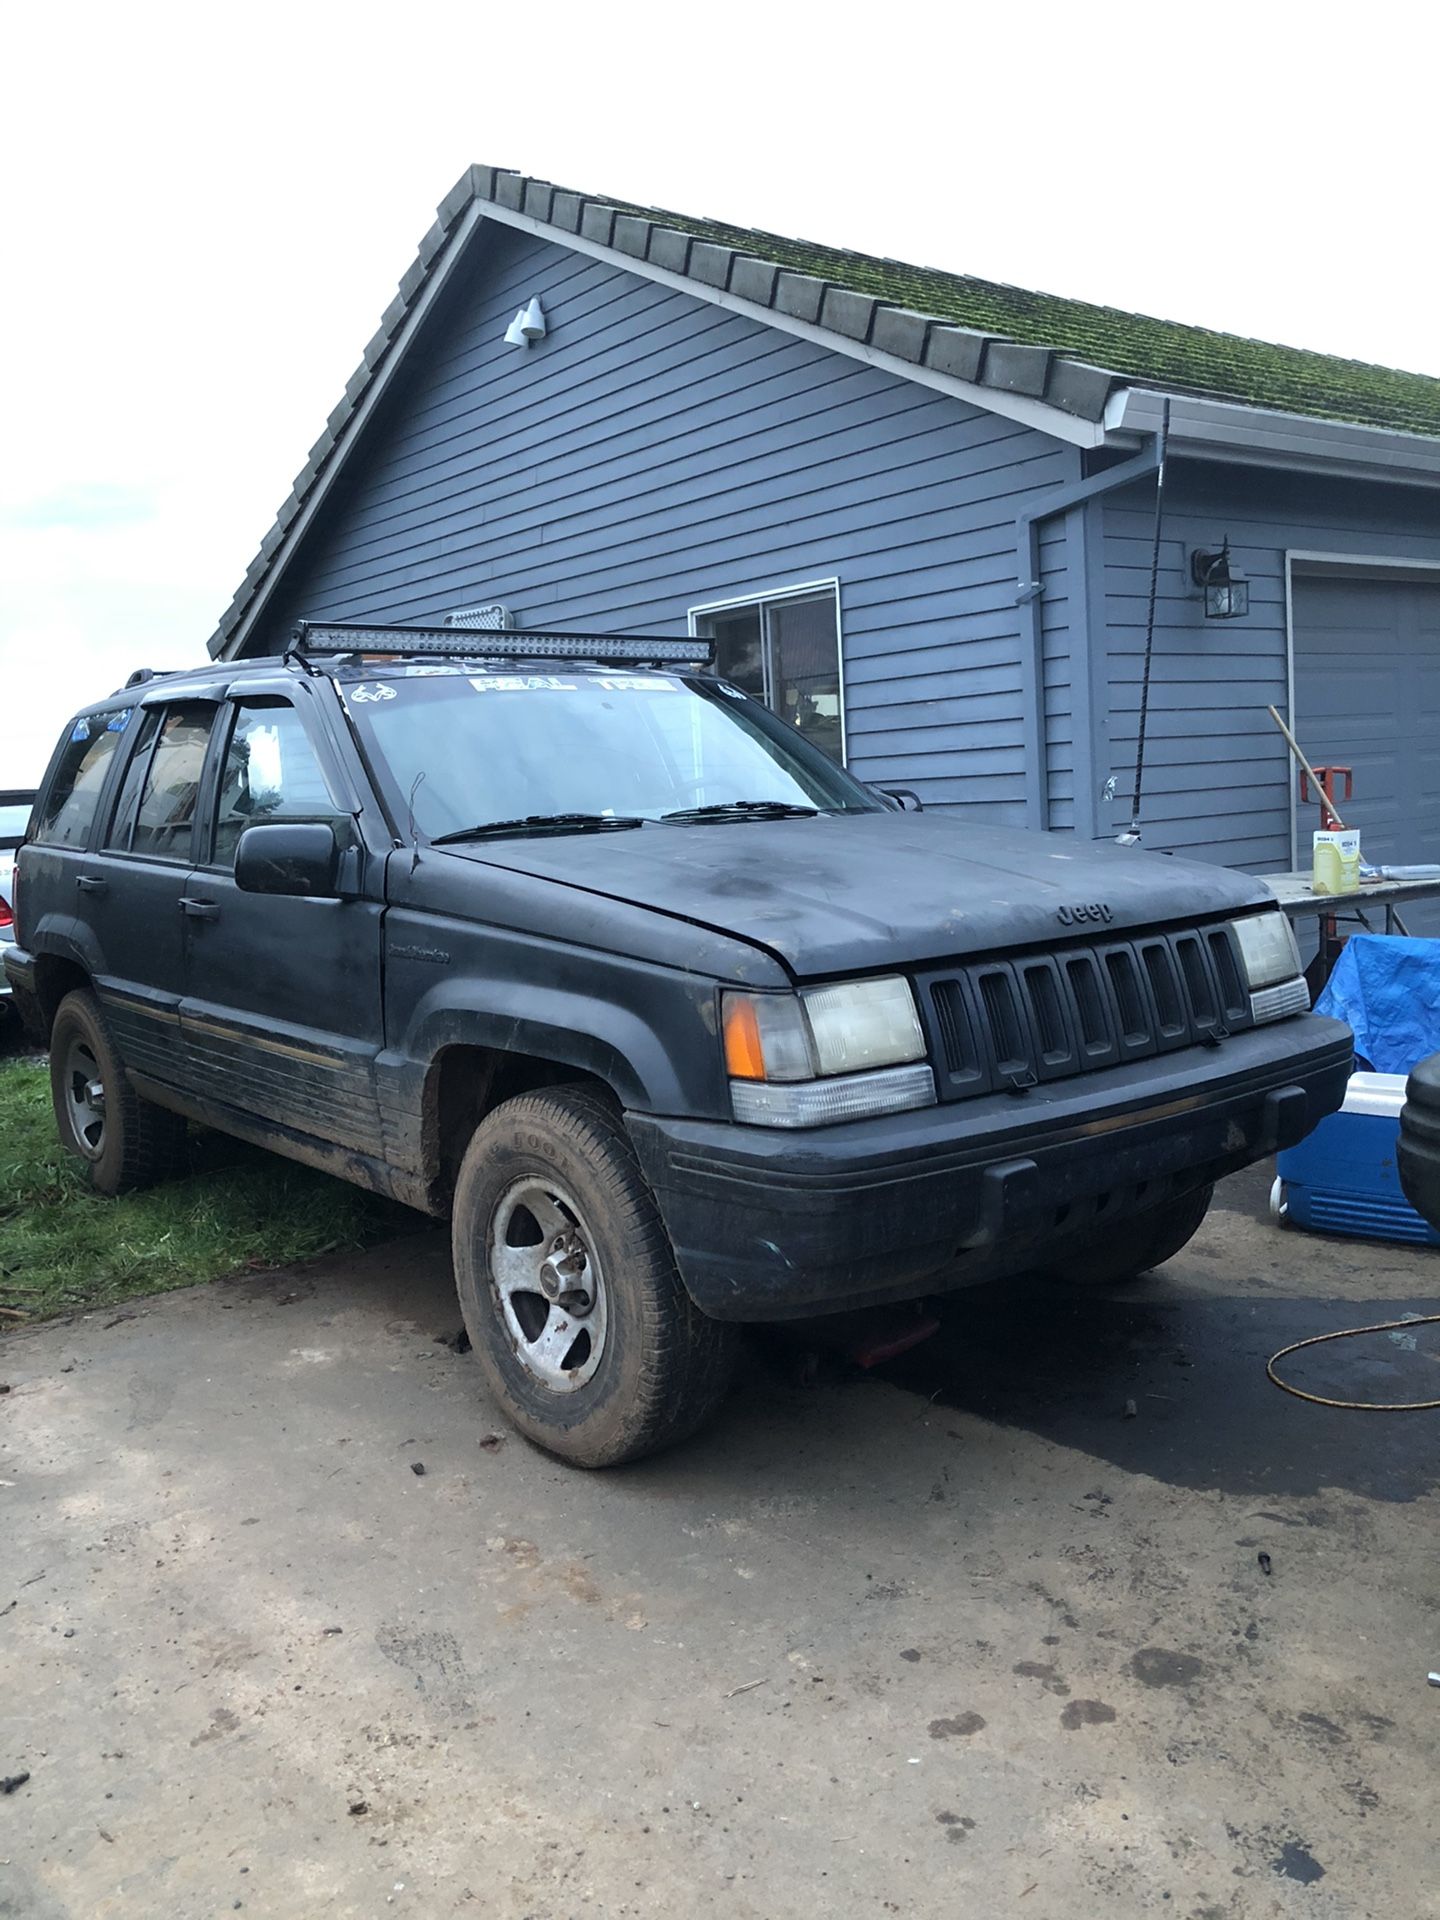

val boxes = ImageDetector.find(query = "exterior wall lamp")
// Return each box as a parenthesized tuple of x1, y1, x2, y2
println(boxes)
(1190, 540, 1249, 619)
(503, 298, 548, 347)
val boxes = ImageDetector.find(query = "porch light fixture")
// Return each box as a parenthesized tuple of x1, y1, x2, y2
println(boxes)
(503, 297, 547, 347)
(1190, 540, 1249, 619)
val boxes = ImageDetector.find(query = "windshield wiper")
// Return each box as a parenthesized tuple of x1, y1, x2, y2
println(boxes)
(432, 812, 646, 844)
(661, 799, 820, 824)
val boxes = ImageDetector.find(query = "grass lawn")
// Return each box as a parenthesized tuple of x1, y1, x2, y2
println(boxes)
(0, 1053, 411, 1321)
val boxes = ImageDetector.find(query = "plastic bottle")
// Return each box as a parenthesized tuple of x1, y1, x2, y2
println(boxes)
(1313, 829, 1361, 894)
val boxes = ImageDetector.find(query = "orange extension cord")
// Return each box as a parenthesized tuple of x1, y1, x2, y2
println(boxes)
(1267, 1312, 1440, 1411)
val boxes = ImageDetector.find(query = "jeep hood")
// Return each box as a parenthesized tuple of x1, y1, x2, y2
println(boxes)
(458, 813, 1275, 977)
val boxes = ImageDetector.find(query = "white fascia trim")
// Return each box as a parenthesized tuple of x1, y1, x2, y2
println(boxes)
(687, 576, 843, 621)
(219, 200, 492, 660)
(478, 203, 1108, 450)
(1285, 547, 1440, 575)
(1115, 387, 1440, 489)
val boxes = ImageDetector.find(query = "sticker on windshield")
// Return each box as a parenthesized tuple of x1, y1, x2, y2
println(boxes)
(592, 675, 679, 692)
(468, 675, 577, 692)
(348, 682, 398, 704)
(105, 708, 133, 731)
(70, 718, 91, 743)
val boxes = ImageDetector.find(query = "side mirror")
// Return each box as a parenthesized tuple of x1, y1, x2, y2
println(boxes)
(234, 821, 343, 898)
(872, 786, 924, 813)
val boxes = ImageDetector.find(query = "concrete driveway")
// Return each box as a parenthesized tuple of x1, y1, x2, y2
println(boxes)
(2, 1168, 1436, 1919)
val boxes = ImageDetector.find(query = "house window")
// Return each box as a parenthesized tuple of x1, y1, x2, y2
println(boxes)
(690, 583, 845, 762)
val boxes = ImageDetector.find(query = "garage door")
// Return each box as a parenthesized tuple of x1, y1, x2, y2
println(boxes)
(1292, 572, 1440, 935)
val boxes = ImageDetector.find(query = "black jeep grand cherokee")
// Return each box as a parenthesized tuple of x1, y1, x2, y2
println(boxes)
(6, 625, 1351, 1464)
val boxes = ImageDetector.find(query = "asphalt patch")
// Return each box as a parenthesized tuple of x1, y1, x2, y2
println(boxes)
(1273, 1841, 1326, 1884)
(1060, 1700, 1117, 1730)
(1129, 1648, 1205, 1689)
(928, 1713, 986, 1739)
(877, 1278, 1440, 1503)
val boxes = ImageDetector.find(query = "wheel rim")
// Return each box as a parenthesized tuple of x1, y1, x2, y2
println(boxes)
(486, 1177, 608, 1392)
(63, 1035, 107, 1159)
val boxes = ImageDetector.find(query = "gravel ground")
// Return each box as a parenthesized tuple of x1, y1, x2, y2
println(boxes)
(1, 1163, 1436, 1918)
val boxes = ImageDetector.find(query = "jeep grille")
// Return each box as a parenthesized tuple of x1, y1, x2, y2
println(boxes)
(919, 923, 1252, 1099)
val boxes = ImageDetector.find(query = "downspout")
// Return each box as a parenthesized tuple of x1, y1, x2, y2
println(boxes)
(1014, 433, 1163, 834)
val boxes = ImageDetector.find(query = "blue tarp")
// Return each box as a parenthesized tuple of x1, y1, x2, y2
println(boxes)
(1314, 933, 1440, 1074)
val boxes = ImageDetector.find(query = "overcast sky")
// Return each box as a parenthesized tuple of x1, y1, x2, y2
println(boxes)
(2, 0, 1433, 781)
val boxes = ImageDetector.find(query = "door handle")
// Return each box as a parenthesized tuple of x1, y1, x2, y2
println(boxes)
(75, 875, 108, 895)
(178, 897, 220, 921)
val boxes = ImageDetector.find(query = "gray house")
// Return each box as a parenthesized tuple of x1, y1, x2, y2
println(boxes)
(213, 166, 1440, 876)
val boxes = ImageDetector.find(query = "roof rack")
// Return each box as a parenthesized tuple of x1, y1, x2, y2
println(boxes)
(291, 620, 715, 669)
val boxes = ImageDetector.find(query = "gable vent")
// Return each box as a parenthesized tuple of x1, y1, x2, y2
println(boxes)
(444, 602, 514, 630)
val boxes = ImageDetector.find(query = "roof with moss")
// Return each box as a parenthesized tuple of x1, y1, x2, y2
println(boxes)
(596, 194, 1440, 440)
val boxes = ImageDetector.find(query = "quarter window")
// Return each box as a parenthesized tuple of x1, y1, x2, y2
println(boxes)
(33, 710, 130, 848)
(212, 703, 336, 867)
(691, 586, 845, 761)
(106, 709, 162, 849)
(127, 705, 216, 860)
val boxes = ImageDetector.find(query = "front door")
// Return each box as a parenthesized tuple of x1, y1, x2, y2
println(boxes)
(178, 692, 386, 1160)
(86, 700, 215, 1094)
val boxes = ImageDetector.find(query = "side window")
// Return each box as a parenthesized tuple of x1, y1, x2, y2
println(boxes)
(212, 703, 337, 868)
(128, 704, 217, 861)
(33, 710, 130, 849)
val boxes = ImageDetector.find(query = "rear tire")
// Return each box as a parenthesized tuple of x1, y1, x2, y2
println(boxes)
(451, 1086, 738, 1467)
(49, 989, 187, 1195)
(1044, 1182, 1214, 1287)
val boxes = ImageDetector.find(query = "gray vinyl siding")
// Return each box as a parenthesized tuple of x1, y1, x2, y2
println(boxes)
(1097, 463, 1440, 869)
(258, 222, 1078, 825)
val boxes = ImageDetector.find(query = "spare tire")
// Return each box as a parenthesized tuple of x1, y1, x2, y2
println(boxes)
(1398, 1052, 1440, 1232)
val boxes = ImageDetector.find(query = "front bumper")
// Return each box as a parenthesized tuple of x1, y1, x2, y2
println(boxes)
(628, 1015, 1353, 1320)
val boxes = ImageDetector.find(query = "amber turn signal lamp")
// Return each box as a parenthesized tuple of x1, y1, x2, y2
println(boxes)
(722, 996, 767, 1079)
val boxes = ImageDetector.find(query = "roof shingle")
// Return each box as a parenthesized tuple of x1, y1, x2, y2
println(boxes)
(596, 187, 1440, 439)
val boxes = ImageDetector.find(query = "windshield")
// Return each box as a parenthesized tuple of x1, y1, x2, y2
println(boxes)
(340, 669, 879, 840)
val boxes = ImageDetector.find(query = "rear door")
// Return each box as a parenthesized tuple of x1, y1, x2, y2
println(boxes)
(84, 700, 217, 1094)
(177, 686, 387, 1159)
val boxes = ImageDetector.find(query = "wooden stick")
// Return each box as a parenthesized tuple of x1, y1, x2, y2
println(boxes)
(1267, 704, 1349, 831)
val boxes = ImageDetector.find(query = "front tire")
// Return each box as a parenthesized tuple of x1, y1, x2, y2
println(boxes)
(451, 1086, 737, 1467)
(49, 989, 188, 1195)
(1044, 1182, 1214, 1287)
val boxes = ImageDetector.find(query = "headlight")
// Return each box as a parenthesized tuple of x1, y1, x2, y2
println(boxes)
(802, 976, 927, 1075)
(1232, 911, 1309, 1024)
(722, 976, 933, 1126)
(1233, 911, 1302, 989)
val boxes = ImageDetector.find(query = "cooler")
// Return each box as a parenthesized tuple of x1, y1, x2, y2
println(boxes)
(1274, 1072, 1440, 1248)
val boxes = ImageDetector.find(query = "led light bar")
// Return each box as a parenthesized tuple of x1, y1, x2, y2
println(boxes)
(292, 621, 715, 668)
